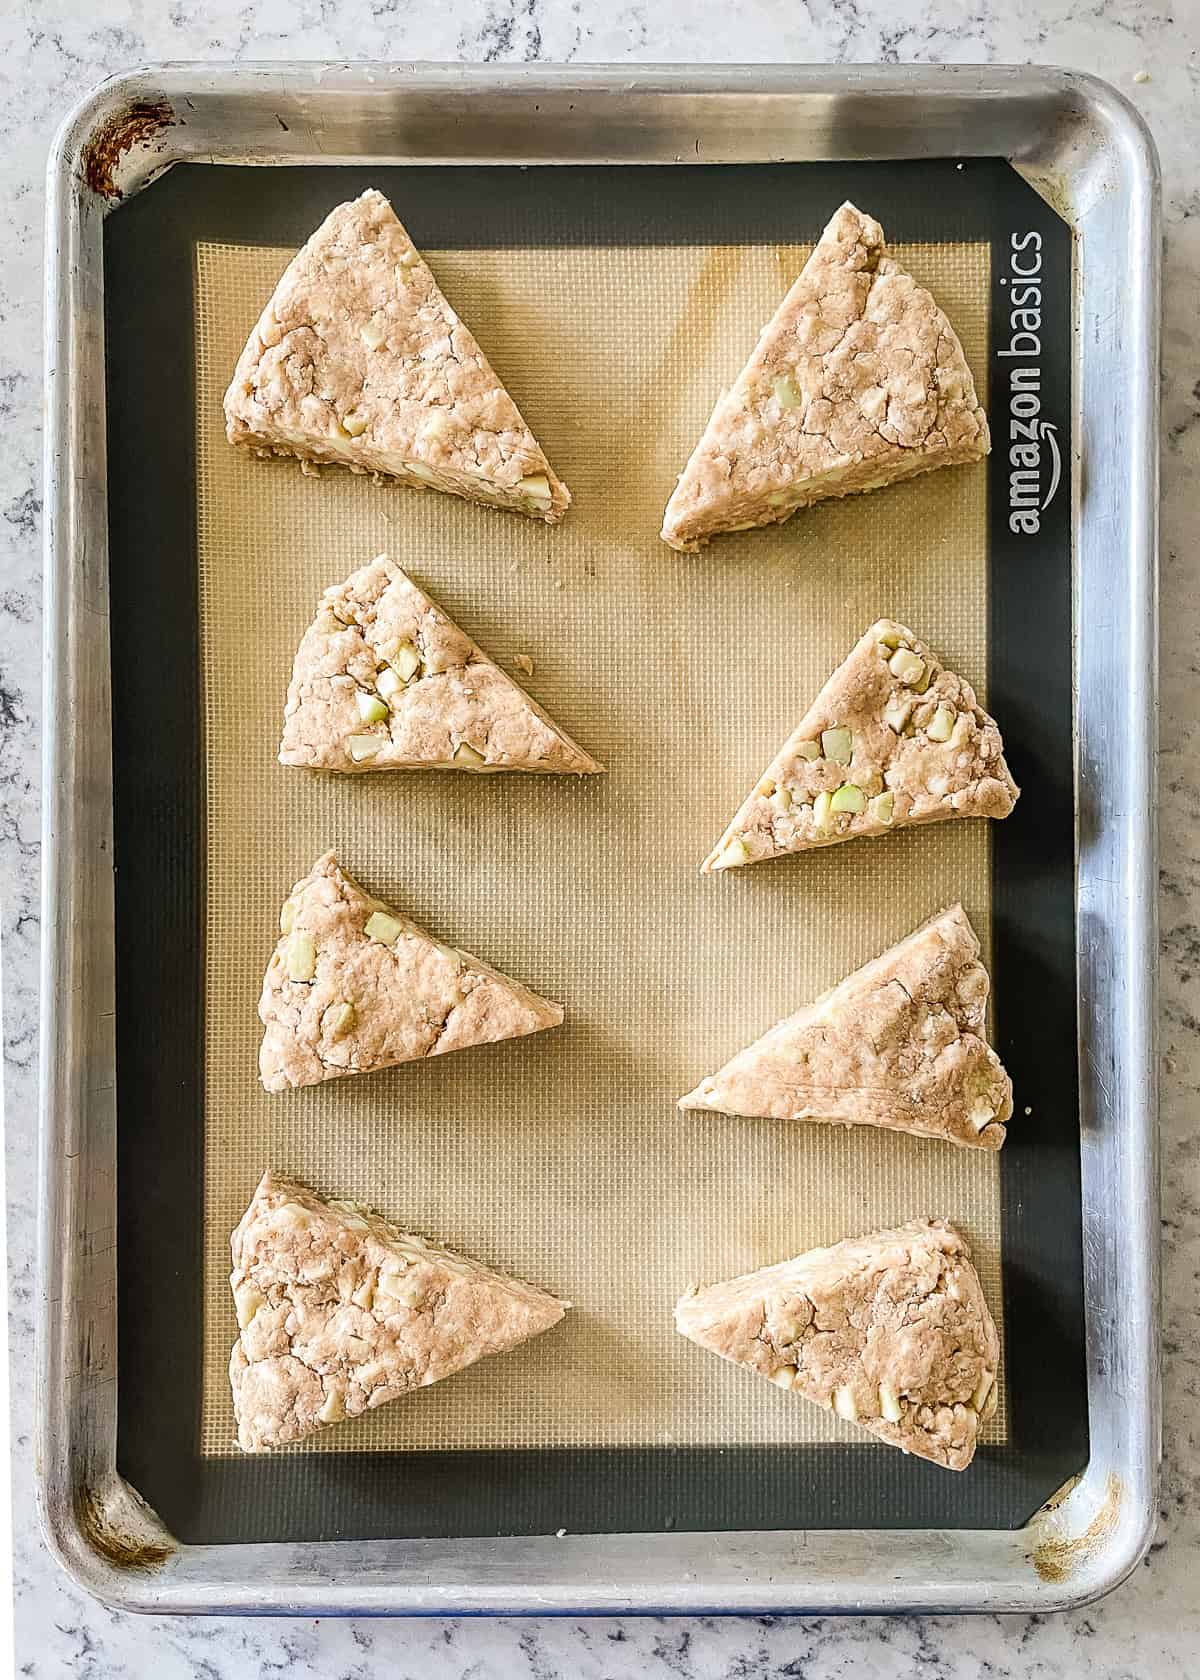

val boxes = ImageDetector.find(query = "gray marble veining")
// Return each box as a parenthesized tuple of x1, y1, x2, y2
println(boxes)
(5, 2, 1198, 1674)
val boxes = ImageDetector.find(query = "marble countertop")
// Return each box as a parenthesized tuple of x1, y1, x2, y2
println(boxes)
(4, 2, 1197, 1675)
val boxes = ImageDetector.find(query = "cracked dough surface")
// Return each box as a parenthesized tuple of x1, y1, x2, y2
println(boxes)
(661, 201, 989, 549)
(223, 188, 570, 520)
(279, 555, 602, 774)
(259, 851, 563, 1093)
(675, 1218, 999, 1470)
(229, 1170, 568, 1451)
(680, 903, 1013, 1150)
(705, 618, 1017, 871)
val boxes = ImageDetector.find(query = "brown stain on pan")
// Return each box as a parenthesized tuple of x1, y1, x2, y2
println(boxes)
(75, 1482, 174, 1571)
(82, 97, 176, 201)
(1030, 1470, 1122, 1582)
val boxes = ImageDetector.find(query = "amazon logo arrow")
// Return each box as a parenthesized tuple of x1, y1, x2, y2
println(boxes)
(1039, 420, 1062, 513)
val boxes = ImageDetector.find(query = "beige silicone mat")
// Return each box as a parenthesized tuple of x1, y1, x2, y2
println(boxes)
(195, 233, 1005, 1457)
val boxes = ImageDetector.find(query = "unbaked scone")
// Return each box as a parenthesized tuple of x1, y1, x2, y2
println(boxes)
(661, 202, 989, 550)
(680, 904, 1012, 1150)
(704, 619, 1017, 873)
(675, 1218, 999, 1470)
(224, 188, 570, 521)
(279, 556, 601, 775)
(259, 852, 563, 1093)
(229, 1170, 567, 1451)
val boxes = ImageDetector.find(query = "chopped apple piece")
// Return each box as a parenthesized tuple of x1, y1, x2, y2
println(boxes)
(356, 691, 389, 724)
(772, 373, 801, 410)
(970, 1097, 996, 1132)
(324, 1001, 356, 1039)
(821, 727, 853, 765)
(390, 640, 421, 683)
(317, 1386, 346, 1425)
(364, 910, 404, 946)
(889, 648, 926, 687)
(286, 931, 317, 982)
(830, 782, 867, 815)
(234, 1280, 265, 1330)
(518, 473, 553, 510)
(927, 704, 955, 743)
(833, 1385, 858, 1422)
(883, 697, 913, 734)
(713, 838, 750, 870)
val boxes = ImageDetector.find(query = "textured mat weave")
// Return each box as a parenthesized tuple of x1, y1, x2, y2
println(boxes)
(194, 233, 1004, 1456)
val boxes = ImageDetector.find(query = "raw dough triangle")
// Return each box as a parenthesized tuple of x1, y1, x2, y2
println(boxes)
(704, 619, 1017, 873)
(675, 1218, 999, 1470)
(661, 201, 989, 550)
(680, 904, 1013, 1150)
(229, 1170, 568, 1451)
(259, 852, 564, 1092)
(279, 556, 602, 775)
(224, 187, 570, 522)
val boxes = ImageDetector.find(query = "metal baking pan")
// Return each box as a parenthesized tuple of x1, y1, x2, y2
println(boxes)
(39, 63, 1159, 1615)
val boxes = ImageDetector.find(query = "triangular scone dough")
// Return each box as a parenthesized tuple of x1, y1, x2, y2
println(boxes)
(675, 1219, 999, 1471)
(279, 557, 602, 775)
(229, 1170, 567, 1451)
(224, 188, 570, 522)
(259, 852, 564, 1093)
(661, 202, 989, 550)
(704, 619, 1017, 873)
(680, 904, 1013, 1150)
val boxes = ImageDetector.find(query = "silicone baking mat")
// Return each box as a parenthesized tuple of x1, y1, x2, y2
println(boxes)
(104, 160, 1085, 1542)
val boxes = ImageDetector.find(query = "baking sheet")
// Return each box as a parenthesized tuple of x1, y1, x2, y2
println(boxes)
(193, 231, 1005, 1459)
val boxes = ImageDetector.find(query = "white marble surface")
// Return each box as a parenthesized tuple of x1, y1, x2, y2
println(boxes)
(4, 2, 1197, 1674)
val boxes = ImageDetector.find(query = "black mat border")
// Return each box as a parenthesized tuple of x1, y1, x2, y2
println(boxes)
(105, 158, 1086, 1545)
